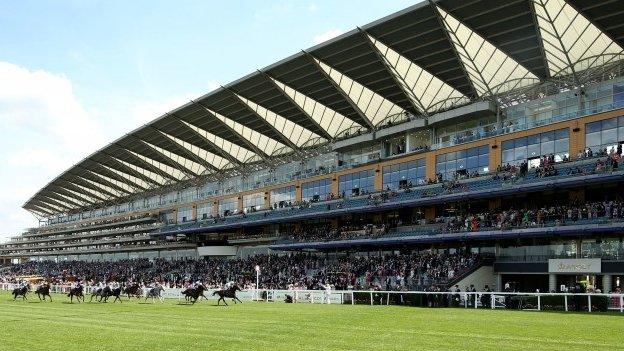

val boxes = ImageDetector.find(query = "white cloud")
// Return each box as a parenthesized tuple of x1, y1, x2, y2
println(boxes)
(312, 28, 345, 45)
(0, 61, 109, 241)
(0, 61, 204, 242)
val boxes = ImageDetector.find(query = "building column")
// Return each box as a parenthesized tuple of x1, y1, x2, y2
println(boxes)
(603, 274, 613, 293)
(374, 166, 383, 191)
(548, 274, 557, 293)
(496, 274, 503, 292)
(425, 152, 436, 181)
(264, 191, 271, 210)
(295, 183, 302, 202)
(489, 142, 500, 172)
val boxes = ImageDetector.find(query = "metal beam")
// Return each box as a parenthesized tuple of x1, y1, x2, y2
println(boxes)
(528, 0, 552, 80)
(302, 50, 376, 130)
(533, 0, 580, 84)
(33, 197, 70, 213)
(167, 113, 243, 166)
(428, 1, 482, 99)
(126, 135, 198, 179)
(50, 185, 99, 205)
(358, 28, 427, 116)
(223, 87, 300, 151)
(147, 126, 220, 174)
(114, 144, 180, 183)
(258, 70, 335, 139)
(88, 159, 149, 192)
(101, 152, 164, 187)
(41, 191, 85, 209)
(191, 99, 271, 159)
(57, 180, 109, 203)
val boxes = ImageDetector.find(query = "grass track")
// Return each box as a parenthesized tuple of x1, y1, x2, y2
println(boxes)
(1, 292, 623, 351)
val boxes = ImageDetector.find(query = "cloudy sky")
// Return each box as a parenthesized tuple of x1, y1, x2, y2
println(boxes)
(0, 0, 414, 241)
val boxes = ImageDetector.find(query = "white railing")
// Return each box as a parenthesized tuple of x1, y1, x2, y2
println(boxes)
(1, 283, 622, 312)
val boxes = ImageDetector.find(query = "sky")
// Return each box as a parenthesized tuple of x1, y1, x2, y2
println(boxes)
(0, 0, 416, 241)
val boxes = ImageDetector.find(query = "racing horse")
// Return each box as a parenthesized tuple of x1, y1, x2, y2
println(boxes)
(89, 286, 105, 302)
(67, 286, 84, 303)
(101, 286, 123, 303)
(123, 283, 143, 300)
(145, 285, 165, 303)
(181, 284, 206, 304)
(12, 284, 30, 301)
(213, 284, 243, 306)
(35, 283, 52, 302)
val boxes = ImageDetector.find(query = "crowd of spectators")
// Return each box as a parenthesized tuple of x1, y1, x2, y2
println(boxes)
(0, 252, 481, 291)
(280, 198, 624, 244)
(440, 200, 624, 233)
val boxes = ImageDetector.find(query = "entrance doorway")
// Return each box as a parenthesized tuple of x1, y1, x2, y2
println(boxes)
(556, 275, 603, 292)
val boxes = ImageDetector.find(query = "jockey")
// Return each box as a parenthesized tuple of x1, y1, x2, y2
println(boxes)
(324, 283, 332, 304)
(18, 280, 27, 289)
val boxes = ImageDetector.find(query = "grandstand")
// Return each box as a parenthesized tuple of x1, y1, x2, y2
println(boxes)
(2, 0, 624, 295)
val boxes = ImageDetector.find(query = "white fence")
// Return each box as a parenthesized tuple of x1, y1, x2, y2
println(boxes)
(1, 283, 622, 312)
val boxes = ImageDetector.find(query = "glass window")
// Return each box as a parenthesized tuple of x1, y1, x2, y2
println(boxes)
(270, 186, 295, 208)
(302, 178, 332, 202)
(176, 207, 194, 223)
(585, 117, 624, 150)
(243, 193, 264, 213)
(339, 169, 375, 197)
(218, 197, 238, 216)
(197, 203, 213, 220)
(437, 145, 489, 180)
(382, 159, 426, 190)
(502, 128, 569, 165)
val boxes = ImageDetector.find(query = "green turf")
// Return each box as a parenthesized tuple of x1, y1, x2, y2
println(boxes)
(1, 292, 622, 351)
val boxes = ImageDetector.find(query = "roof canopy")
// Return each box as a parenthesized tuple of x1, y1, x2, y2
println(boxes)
(24, 0, 624, 216)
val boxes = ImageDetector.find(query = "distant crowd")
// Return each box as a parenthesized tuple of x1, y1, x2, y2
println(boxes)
(0, 252, 481, 291)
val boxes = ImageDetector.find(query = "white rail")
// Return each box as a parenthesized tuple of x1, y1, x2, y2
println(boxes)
(1, 283, 622, 312)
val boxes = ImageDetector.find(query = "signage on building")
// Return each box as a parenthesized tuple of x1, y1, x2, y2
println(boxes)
(548, 258, 601, 274)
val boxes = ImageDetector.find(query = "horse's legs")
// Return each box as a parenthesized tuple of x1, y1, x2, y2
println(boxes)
(235, 296, 243, 304)
(48, 294, 52, 302)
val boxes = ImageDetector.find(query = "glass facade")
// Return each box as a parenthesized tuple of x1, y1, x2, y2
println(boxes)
(218, 197, 238, 216)
(502, 128, 569, 166)
(302, 178, 331, 202)
(585, 116, 624, 153)
(176, 207, 194, 223)
(382, 159, 426, 190)
(243, 193, 264, 213)
(197, 203, 213, 220)
(339, 169, 375, 197)
(436, 145, 489, 180)
(270, 186, 295, 207)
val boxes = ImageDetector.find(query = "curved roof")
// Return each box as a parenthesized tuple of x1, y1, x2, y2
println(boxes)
(24, 0, 624, 216)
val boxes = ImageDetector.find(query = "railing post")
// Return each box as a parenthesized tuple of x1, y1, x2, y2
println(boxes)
(490, 294, 495, 309)
(475, 293, 478, 309)
(588, 295, 592, 312)
(537, 294, 541, 311)
(370, 292, 373, 306)
(620, 295, 623, 313)
(564, 294, 568, 312)
(387, 293, 390, 306)
(351, 291, 354, 305)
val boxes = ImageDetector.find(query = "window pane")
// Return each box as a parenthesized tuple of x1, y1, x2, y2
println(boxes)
(541, 141, 554, 155)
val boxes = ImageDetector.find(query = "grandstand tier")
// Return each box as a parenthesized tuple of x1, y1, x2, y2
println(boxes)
(3, 0, 624, 293)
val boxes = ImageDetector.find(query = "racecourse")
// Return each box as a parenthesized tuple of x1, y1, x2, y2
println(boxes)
(1, 292, 623, 351)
